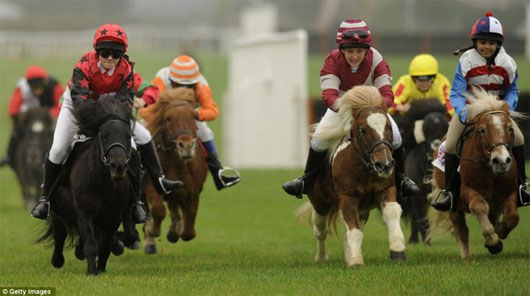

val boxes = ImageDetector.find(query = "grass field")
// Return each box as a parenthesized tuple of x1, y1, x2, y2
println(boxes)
(0, 52, 529, 295)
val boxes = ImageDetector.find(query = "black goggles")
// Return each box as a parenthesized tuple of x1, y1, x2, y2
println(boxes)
(342, 29, 369, 40)
(97, 49, 124, 59)
(170, 81, 196, 89)
(412, 75, 436, 81)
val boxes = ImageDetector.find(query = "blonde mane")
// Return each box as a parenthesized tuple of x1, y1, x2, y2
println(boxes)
(143, 87, 196, 138)
(465, 86, 525, 121)
(312, 86, 386, 157)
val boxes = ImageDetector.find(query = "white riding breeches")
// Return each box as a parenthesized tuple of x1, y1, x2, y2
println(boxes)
(48, 92, 151, 164)
(310, 108, 402, 152)
(196, 120, 214, 142)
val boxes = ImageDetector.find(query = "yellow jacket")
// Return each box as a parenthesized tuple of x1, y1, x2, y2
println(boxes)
(391, 74, 453, 116)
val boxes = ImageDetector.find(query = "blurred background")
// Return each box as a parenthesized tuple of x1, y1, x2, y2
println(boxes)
(0, 0, 529, 168)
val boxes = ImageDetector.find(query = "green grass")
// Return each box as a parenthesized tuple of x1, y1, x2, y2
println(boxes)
(1, 168, 529, 295)
(0, 53, 529, 295)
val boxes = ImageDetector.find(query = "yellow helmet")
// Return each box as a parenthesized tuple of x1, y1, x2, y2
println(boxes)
(409, 54, 438, 77)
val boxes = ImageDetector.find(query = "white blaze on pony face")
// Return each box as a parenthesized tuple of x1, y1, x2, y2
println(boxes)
(366, 113, 387, 140)
(489, 114, 512, 175)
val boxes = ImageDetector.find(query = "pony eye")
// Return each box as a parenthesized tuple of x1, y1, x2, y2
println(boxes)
(478, 128, 486, 134)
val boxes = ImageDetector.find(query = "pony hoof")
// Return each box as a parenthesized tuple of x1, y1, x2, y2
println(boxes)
(390, 251, 406, 262)
(348, 263, 364, 268)
(111, 240, 124, 256)
(51, 253, 64, 268)
(485, 239, 503, 255)
(144, 244, 157, 255)
(167, 231, 180, 243)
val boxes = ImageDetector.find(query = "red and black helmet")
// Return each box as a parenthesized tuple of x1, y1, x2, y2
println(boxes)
(335, 19, 373, 49)
(93, 24, 128, 51)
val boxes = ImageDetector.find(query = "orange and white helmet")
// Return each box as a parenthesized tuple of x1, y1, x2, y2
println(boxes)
(169, 55, 200, 85)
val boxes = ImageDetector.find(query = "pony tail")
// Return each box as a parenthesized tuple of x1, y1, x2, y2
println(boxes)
(453, 45, 473, 56)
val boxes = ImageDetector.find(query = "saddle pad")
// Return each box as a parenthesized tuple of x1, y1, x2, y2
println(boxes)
(432, 140, 446, 172)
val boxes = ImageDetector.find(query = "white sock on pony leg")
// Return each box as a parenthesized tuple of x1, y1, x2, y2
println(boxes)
(311, 210, 329, 263)
(343, 226, 364, 266)
(382, 201, 406, 252)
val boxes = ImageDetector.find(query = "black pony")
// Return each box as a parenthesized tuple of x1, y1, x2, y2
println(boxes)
(395, 99, 448, 244)
(11, 107, 55, 209)
(39, 97, 137, 275)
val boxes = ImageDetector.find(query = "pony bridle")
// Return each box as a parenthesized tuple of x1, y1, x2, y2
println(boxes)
(158, 129, 196, 152)
(98, 120, 131, 167)
(459, 110, 514, 163)
(351, 107, 394, 172)
(157, 101, 197, 152)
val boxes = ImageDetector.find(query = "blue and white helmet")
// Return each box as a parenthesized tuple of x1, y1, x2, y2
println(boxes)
(470, 12, 503, 43)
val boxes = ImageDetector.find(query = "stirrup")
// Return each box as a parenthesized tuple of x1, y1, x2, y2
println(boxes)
(431, 189, 453, 212)
(218, 167, 241, 188)
(518, 183, 530, 207)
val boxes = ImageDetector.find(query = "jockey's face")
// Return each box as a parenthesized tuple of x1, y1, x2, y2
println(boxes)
(476, 39, 499, 59)
(98, 52, 121, 70)
(413, 77, 435, 93)
(341, 47, 369, 68)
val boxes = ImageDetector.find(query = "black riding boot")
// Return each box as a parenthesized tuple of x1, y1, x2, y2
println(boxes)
(431, 153, 460, 212)
(394, 146, 420, 199)
(138, 141, 184, 194)
(513, 146, 530, 207)
(129, 154, 147, 224)
(282, 147, 327, 199)
(206, 152, 240, 190)
(0, 132, 18, 168)
(30, 158, 62, 219)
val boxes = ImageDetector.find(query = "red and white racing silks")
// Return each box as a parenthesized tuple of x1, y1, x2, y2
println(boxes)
(320, 48, 394, 111)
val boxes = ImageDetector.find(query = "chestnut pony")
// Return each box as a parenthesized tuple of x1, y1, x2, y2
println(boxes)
(142, 87, 208, 254)
(431, 89, 521, 258)
(297, 86, 406, 266)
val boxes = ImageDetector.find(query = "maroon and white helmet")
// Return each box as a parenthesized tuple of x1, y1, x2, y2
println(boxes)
(335, 19, 373, 49)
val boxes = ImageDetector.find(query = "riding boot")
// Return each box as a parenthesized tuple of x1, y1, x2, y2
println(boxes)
(0, 131, 18, 168)
(138, 141, 184, 194)
(129, 154, 147, 224)
(431, 153, 460, 212)
(30, 158, 62, 219)
(513, 146, 530, 207)
(282, 147, 327, 199)
(206, 151, 241, 190)
(394, 146, 420, 199)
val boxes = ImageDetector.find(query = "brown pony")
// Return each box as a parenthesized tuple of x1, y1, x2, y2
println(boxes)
(431, 89, 520, 258)
(297, 86, 406, 266)
(142, 87, 208, 254)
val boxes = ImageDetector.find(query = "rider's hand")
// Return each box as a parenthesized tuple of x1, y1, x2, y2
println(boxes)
(133, 97, 146, 109)
(395, 103, 411, 113)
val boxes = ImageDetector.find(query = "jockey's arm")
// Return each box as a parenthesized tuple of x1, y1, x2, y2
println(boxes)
(50, 81, 64, 118)
(115, 70, 135, 105)
(195, 84, 218, 121)
(504, 72, 519, 111)
(391, 76, 411, 115)
(372, 58, 394, 109)
(449, 62, 468, 123)
(8, 87, 23, 117)
(320, 54, 341, 111)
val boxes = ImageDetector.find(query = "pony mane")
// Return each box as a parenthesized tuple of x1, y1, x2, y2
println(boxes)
(465, 87, 523, 121)
(312, 86, 385, 157)
(144, 87, 196, 138)
(73, 97, 132, 136)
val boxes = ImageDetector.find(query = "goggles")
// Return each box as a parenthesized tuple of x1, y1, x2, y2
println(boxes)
(412, 75, 436, 81)
(97, 49, 124, 59)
